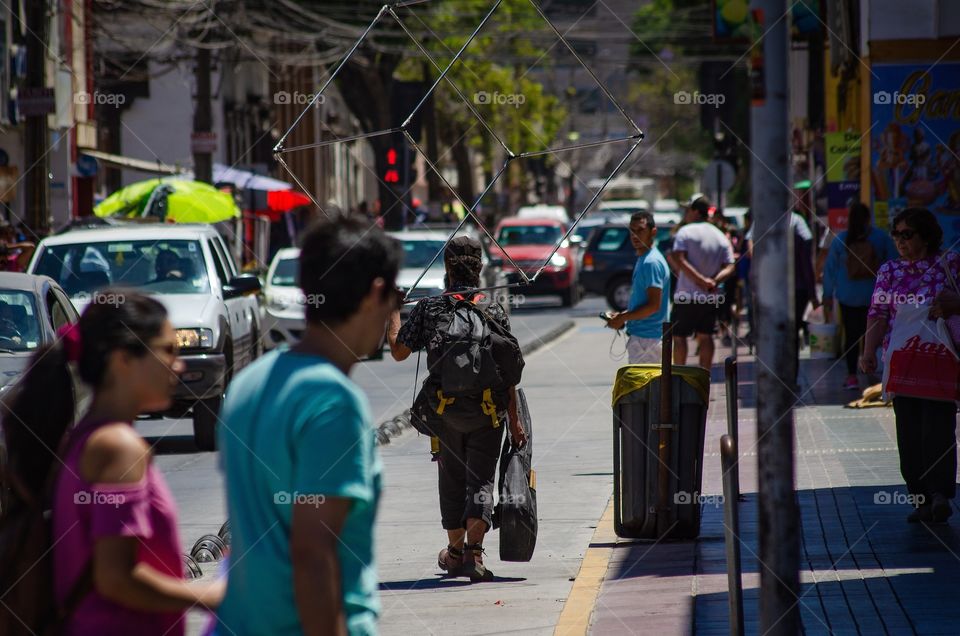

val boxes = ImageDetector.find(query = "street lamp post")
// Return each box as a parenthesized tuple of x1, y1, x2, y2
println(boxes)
(749, 1, 801, 633)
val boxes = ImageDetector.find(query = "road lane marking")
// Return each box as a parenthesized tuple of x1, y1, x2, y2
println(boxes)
(554, 497, 615, 636)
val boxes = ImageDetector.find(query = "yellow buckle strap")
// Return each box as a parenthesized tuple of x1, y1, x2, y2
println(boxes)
(436, 390, 455, 415)
(430, 436, 440, 454)
(481, 388, 500, 428)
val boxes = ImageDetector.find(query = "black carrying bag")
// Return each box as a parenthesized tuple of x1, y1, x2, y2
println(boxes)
(493, 388, 537, 562)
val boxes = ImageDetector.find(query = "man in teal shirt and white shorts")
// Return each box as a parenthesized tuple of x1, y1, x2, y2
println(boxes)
(605, 211, 671, 363)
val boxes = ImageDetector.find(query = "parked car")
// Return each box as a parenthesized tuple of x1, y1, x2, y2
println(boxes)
(492, 217, 581, 307)
(0, 272, 89, 514)
(388, 228, 511, 315)
(28, 223, 262, 450)
(581, 222, 676, 311)
(261, 247, 302, 349)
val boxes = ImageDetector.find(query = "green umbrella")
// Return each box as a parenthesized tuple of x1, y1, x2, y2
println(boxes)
(94, 178, 240, 223)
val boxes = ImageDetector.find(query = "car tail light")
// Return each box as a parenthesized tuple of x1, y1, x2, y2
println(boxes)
(583, 252, 594, 271)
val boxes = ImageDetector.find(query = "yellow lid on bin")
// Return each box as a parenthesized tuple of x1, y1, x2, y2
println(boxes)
(612, 364, 711, 407)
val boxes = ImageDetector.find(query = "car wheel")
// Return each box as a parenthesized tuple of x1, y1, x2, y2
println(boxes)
(561, 285, 578, 307)
(192, 396, 220, 451)
(251, 322, 263, 360)
(193, 343, 232, 451)
(606, 276, 631, 311)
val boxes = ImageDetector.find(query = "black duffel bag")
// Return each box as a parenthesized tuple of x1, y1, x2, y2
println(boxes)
(493, 388, 537, 562)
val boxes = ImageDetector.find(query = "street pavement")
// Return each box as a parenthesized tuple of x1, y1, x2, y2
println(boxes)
(587, 343, 960, 635)
(148, 296, 960, 636)
(144, 296, 606, 634)
(376, 304, 621, 635)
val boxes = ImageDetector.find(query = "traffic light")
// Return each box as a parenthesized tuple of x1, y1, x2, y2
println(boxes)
(384, 147, 400, 184)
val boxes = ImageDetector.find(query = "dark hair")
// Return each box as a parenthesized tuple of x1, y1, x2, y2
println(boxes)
(1, 291, 166, 504)
(892, 207, 943, 253)
(444, 236, 483, 288)
(690, 197, 711, 218)
(847, 202, 872, 242)
(630, 211, 656, 229)
(299, 217, 401, 325)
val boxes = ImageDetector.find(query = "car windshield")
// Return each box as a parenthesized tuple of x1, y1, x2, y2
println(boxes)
(33, 240, 210, 297)
(271, 258, 299, 286)
(0, 291, 41, 352)
(400, 239, 446, 269)
(498, 225, 562, 246)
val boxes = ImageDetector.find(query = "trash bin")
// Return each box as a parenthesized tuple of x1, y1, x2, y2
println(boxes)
(612, 364, 710, 540)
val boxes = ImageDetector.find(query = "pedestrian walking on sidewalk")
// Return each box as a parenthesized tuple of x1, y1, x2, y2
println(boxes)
(604, 211, 671, 363)
(387, 236, 527, 582)
(667, 195, 736, 369)
(861, 208, 960, 524)
(0, 291, 223, 636)
(822, 201, 897, 390)
(216, 218, 401, 636)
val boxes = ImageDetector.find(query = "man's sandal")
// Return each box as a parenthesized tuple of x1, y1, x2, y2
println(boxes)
(462, 543, 494, 582)
(438, 545, 464, 575)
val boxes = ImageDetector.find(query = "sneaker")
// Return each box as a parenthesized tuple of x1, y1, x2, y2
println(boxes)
(931, 494, 954, 523)
(462, 543, 494, 582)
(438, 545, 463, 575)
(843, 375, 859, 390)
(907, 503, 933, 523)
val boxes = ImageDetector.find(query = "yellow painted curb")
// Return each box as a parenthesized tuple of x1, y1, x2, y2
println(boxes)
(554, 498, 616, 636)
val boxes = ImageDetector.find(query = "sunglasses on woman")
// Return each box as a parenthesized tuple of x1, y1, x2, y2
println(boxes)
(890, 229, 916, 241)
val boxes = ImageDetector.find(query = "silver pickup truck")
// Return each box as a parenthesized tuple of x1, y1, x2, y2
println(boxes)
(28, 223, 262, 450)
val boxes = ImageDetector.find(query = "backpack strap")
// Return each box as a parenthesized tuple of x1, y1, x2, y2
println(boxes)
(435, 389, 456, 415)
(480, 389, 500, 428)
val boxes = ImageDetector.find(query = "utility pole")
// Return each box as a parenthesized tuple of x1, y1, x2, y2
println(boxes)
(24, 0, 50, 236)
(193, 47, 213, 184)
(749, 1, 800, 633)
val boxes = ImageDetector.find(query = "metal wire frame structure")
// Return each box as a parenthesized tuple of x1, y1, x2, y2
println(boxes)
(273, 0, 645, 302)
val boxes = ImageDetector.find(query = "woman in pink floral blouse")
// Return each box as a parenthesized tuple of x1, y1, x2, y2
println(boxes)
(862, 207, 960, 524)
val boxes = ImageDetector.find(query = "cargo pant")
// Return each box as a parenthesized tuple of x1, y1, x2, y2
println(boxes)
(437, 422, 504, 530)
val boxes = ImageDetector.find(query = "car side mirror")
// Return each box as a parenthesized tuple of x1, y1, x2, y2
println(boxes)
(224, 273, 262, 299)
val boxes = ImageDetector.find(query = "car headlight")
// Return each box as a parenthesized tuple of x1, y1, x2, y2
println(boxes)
(550, 253, 568, 268)
(268, 295, 289, 311)
(176, 328, 213, 349)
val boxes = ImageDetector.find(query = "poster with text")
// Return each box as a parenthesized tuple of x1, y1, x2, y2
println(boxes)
(825, 131, 861, 231)
(871, 63, 960, 249)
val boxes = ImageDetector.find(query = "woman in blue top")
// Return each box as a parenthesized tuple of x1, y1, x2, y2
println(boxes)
(822, 202, 898, 389)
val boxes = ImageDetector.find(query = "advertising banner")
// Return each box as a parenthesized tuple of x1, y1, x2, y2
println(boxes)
(870, 63, 960, 249)
(825, 131, 862, 231)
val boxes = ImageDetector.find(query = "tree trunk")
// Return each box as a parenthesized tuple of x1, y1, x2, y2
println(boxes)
(452, 137, 474, 214)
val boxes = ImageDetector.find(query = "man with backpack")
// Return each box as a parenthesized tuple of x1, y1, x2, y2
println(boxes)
(387, 236, 526, 582)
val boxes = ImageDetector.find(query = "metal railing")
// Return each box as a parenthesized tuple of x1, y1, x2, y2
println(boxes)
(721, 433, 744, 636)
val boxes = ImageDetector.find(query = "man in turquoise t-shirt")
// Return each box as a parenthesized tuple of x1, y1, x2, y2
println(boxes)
(606, 211, 671, 363)
(216, 217, 401, 636)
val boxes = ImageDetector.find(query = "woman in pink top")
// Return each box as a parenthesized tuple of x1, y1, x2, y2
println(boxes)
(862, 208, 960, 525)
(1, 291, 223, 634)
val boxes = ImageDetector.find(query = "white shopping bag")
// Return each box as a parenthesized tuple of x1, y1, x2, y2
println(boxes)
(881, 303, 960, 402)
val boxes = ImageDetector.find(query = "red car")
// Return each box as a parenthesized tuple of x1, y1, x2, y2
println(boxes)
(493, 217, 581, 307)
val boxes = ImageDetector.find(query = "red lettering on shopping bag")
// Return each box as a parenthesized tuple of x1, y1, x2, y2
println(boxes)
(887, 345, 960, 401)
(901, 335, 951, 356)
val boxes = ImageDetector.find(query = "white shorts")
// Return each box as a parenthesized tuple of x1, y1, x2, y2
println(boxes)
(627, 336, 662, 364)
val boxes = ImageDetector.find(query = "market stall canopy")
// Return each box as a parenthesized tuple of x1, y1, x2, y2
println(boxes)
(94, 178, 240, 223)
